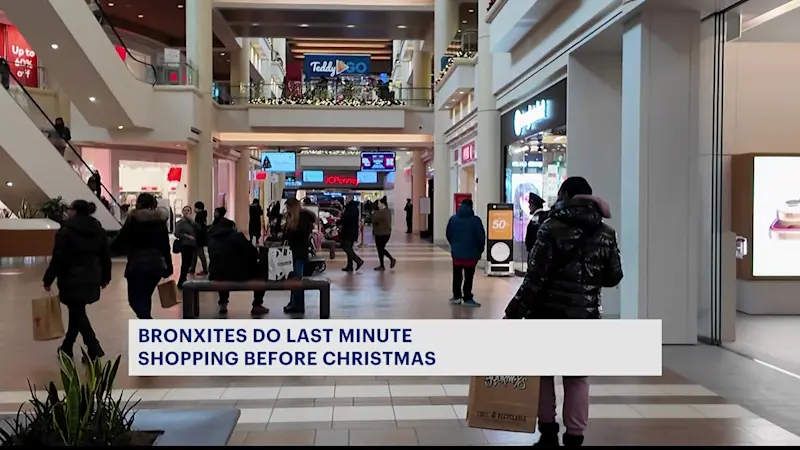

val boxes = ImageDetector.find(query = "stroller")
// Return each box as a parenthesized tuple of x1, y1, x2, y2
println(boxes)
(305, 230, 327, 276)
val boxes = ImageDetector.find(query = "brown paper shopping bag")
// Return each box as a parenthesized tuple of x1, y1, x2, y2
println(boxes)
(466, 376, 540, 433)
(31, 294, 65, 341)
(157, 280, 180, 308)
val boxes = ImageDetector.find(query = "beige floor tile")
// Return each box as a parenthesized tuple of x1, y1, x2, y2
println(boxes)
(349, 428, 419, 446)
(242, 429, 316, 446)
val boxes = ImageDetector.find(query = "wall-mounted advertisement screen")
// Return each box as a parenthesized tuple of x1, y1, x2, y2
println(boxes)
(260, 152, 296, 173)
(360, 152, 396, 172)
(357, 171, 378, 184)
(303, 170, 324, 183)
(752, 156, 800, 277)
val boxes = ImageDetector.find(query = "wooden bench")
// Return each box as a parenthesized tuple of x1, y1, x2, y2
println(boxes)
(181, 278, 332, 319)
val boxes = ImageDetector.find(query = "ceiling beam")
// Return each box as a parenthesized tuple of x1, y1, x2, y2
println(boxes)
(212, 8, 241, 50)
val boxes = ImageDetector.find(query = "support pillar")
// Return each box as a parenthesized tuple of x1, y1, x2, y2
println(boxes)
(412, 152, 427, 233)
(412, 51, 432, 105)
(619, 8, 700, 344)
(475, 0, 501, 239)
(434, 0, 458, 71)
(234, 152, 251, 227)
(186, 0, 214, 208)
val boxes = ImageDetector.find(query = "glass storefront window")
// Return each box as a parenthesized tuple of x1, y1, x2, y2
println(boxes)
(504, 130, 567, 272)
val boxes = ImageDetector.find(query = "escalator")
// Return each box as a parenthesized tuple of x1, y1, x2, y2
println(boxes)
(89, 0, 157, 86)
(0, 0, 153, 129)
(0, 66, 123, 231)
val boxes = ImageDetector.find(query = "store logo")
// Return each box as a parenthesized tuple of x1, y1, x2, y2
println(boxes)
(513, 100, 551, 136)
(324, 175, 358, 186)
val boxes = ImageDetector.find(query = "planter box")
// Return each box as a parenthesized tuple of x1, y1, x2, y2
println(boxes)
(0, 408, 240, 446)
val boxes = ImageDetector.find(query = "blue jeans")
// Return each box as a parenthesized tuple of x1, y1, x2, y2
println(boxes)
(288, 259, 306, 310)
(126, 271, 162, 319)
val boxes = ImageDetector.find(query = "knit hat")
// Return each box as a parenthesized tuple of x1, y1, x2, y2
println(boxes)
(559, 176, 592, 198)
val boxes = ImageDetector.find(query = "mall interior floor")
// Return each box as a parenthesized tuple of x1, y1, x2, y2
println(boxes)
(726, 313, 800, 376)
(0, 236, 799, 445)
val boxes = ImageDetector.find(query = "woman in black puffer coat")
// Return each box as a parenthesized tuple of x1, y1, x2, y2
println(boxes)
(505, 176, 622, 448)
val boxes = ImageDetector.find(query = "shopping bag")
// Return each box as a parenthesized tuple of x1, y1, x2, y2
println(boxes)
(466, 376, 540, 433)
(32, 294, 65, 341)
(157, 280, 180, 308)
(267, 246, 294, 281)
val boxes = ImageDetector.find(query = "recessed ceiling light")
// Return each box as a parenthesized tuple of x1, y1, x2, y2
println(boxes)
(220, 52, 226, 56)
(251, 23, 259, 26)
(89, 96, 96, 102)
(107, 2, 114, 5)
(50, 44, 58, 49)
(117, 125, 124, 130)
(177, 4, 183, 8)
(137, 14, 144, 18)
(299, 23, 310, 27)
(462, 20, 467, 24)
(468, 8, 474, 12)
(458, 91, 464, 94)
(346, 24, 355, 28)
(348, 147, 358, 150)
(397, 25, 407, 29)
(5, 181, 12, 187)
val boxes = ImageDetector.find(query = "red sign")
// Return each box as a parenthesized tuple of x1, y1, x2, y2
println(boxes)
(5, 25, 38, 88)
(255, 171, 267, 181)
(115, 45, 127, 61)
(460, 142, 475, 164)
(166, 166, 182, 182)
(324, 175, 357, 186)
(454, 193, 472, 214)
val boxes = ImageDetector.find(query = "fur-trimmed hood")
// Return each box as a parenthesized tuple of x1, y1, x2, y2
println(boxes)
(128, 207, 169, 223)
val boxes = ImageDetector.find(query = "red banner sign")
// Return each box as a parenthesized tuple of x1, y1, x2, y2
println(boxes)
(461, 142, 476, 164)
(324, 175, 357, 186)
(166, 166, 182, 182)
(5, 25, 38, 88)
(255, 171, 267, 181)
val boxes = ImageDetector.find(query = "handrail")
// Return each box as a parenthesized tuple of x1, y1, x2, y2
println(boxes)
(91, 0, 157, 86)
(4, 62, 124, 224)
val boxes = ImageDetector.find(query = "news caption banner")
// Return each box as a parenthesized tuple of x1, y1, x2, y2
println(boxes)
(129, 320, 662, 377)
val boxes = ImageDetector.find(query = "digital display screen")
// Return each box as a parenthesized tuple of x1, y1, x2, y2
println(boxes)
(302, 170, 324, 183)
(357, 171, 378, 184)
(752, 156, 800, 276)
(260, 152, 296, 173)
(360, 152, 396, 172)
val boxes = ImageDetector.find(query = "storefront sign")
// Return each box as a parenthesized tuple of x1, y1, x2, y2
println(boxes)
(461, 142, 476, 164)
(324, 175, 358, 186)
(166, 166, 182, 182)
(304, 54, 371, 78)
(6, 25, 38, 88)
(513, 100, 550, 136)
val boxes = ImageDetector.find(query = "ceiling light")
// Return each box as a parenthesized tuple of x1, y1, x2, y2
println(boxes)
(346, 24, 355, 28)
(220, 52, 226, 56)
(458, 91, 464, 94)
(397, 25, 407, 29)
(462, 20, 467, 24)
(251, 23, 259, 26)
(117, 125, 124, 130)
(107, 2, 114, 5)
(89, 96, 96, 102)
(348, 147, 358, 150)
(300, 147, 309, 150)
(50, 44, 58, 49)
(5, 181, 12, 187)
(177, 4, 183, 8)
(137, 14, 144, 18)
(469, 8, 474, 12)
(299, 24, 310, 28)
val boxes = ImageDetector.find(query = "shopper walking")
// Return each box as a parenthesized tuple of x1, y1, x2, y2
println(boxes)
(283, 198, 316, 314)
(110, 193, 172, 319)
(506, 176, 623, 447)
(174, 206, 198, 289)
(43, 200, 111, 362)
(404, 198, 413, 234)
(248, 198, 264, 245)
(191, 201, 209, 275)
(446, 198, 485, 307)
(524, 193, 548, 253)
(371, 196, 396, 270)
(339, 198, 364, 272)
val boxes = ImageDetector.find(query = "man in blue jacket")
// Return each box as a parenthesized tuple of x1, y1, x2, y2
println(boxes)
(446, 199, 486, 307)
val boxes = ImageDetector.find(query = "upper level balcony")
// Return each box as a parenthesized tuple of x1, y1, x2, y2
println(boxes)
(213, 80, 433, 134)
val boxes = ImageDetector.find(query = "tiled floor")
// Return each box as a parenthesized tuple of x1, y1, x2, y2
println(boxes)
(1, 236, 800, 445)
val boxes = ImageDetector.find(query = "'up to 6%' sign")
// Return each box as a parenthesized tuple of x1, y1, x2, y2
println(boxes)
(487, 208, 513, 241)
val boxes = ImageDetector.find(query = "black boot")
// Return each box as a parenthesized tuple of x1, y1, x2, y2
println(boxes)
(533, 422, 560, 447)
(562, 434, 584, 447)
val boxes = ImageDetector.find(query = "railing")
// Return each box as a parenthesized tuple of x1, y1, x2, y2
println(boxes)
(90, 0, 157, 85)
(4, 62, 49, 90)
(4, 64, 124, 224)
(448, 30, 478, 55)
(212, 81, 433, 108)
(488, 0, 498, 10)
(152, 62, 199, 88)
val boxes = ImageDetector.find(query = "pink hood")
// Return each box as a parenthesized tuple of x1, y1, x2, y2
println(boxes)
(574, 195, 611, 219)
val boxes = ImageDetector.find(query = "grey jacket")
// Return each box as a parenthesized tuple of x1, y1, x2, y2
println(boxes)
(174, 218, 198, 248)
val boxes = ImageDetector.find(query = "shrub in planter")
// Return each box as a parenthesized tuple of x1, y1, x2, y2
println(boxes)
(39, 197, 68, 224)
(0, 351, 161, 446)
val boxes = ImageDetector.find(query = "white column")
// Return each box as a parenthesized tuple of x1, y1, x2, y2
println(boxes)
(567, 51, 623, 316)
(412, 152, 427, 233)
(185, 0, 214, 208)
(475, 1, 501, 237)
(412, 51, 432, 104)
(432, 0, 455, 244)
(434, 0, 458, 71)
(619, 8, 700, 344)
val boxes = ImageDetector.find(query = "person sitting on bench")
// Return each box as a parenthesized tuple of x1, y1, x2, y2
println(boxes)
(207, 217, 269, 316)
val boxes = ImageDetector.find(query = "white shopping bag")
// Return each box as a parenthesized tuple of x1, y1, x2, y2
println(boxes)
(267, 246, 294, 281)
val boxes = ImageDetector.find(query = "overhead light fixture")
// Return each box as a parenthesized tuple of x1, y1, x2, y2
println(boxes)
(251, 23, 259, 26)
(117, 125, 124, 130)
(50, 44, 58, 49)
(220, 52, 226, 56)
(397, 25, 407, 29)
(346, 24, 355, 28)
(299, 23, 310, 27)
(469, 8, 474, 12)
(107, 2, 114, 5)
(5, 181, 12, 187)
(348, 146, 358, 150)
(458, 91, 464, 94)
(462, 20, 467, 24)
(177, 4, 183, 8)
(300, 147, 309, 150)
(89, 96, 96, 102)
(137, 14, 144, 18)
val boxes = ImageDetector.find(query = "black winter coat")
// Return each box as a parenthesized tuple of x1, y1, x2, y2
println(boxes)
(110, 208, 172, 278)
(524, 209, 550, 253)
(207, 224, 260, 281)
(284, 209, 316, 262)
(339, 201, 360, 241)
(506, 196, 623, 320)
(43, 215, 111, 306)
(195, 210, 209, 246)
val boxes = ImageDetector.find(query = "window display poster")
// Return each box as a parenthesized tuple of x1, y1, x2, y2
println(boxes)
(510, 173, 544, 244)
(752, 156, 800, 277)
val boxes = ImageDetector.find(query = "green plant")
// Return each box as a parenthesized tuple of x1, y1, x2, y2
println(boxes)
(0, 351, 158, 446)
(39, 197, 67, 221)
(14, 198, 39, 219)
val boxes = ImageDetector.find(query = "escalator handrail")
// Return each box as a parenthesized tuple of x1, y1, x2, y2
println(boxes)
(91, 0, 157, 86)
(6, 67, 124, 224)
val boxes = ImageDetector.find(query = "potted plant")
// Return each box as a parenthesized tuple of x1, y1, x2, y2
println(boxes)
(14, 198, 38, 219)
(39, 197, 68, 224)
(0, 351, 161, 446)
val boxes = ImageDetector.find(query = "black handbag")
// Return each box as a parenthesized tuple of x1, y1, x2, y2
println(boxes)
(172, 240, 182, 254)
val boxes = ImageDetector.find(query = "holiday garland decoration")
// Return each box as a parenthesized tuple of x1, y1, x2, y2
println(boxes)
(434, 49, 476, 87)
